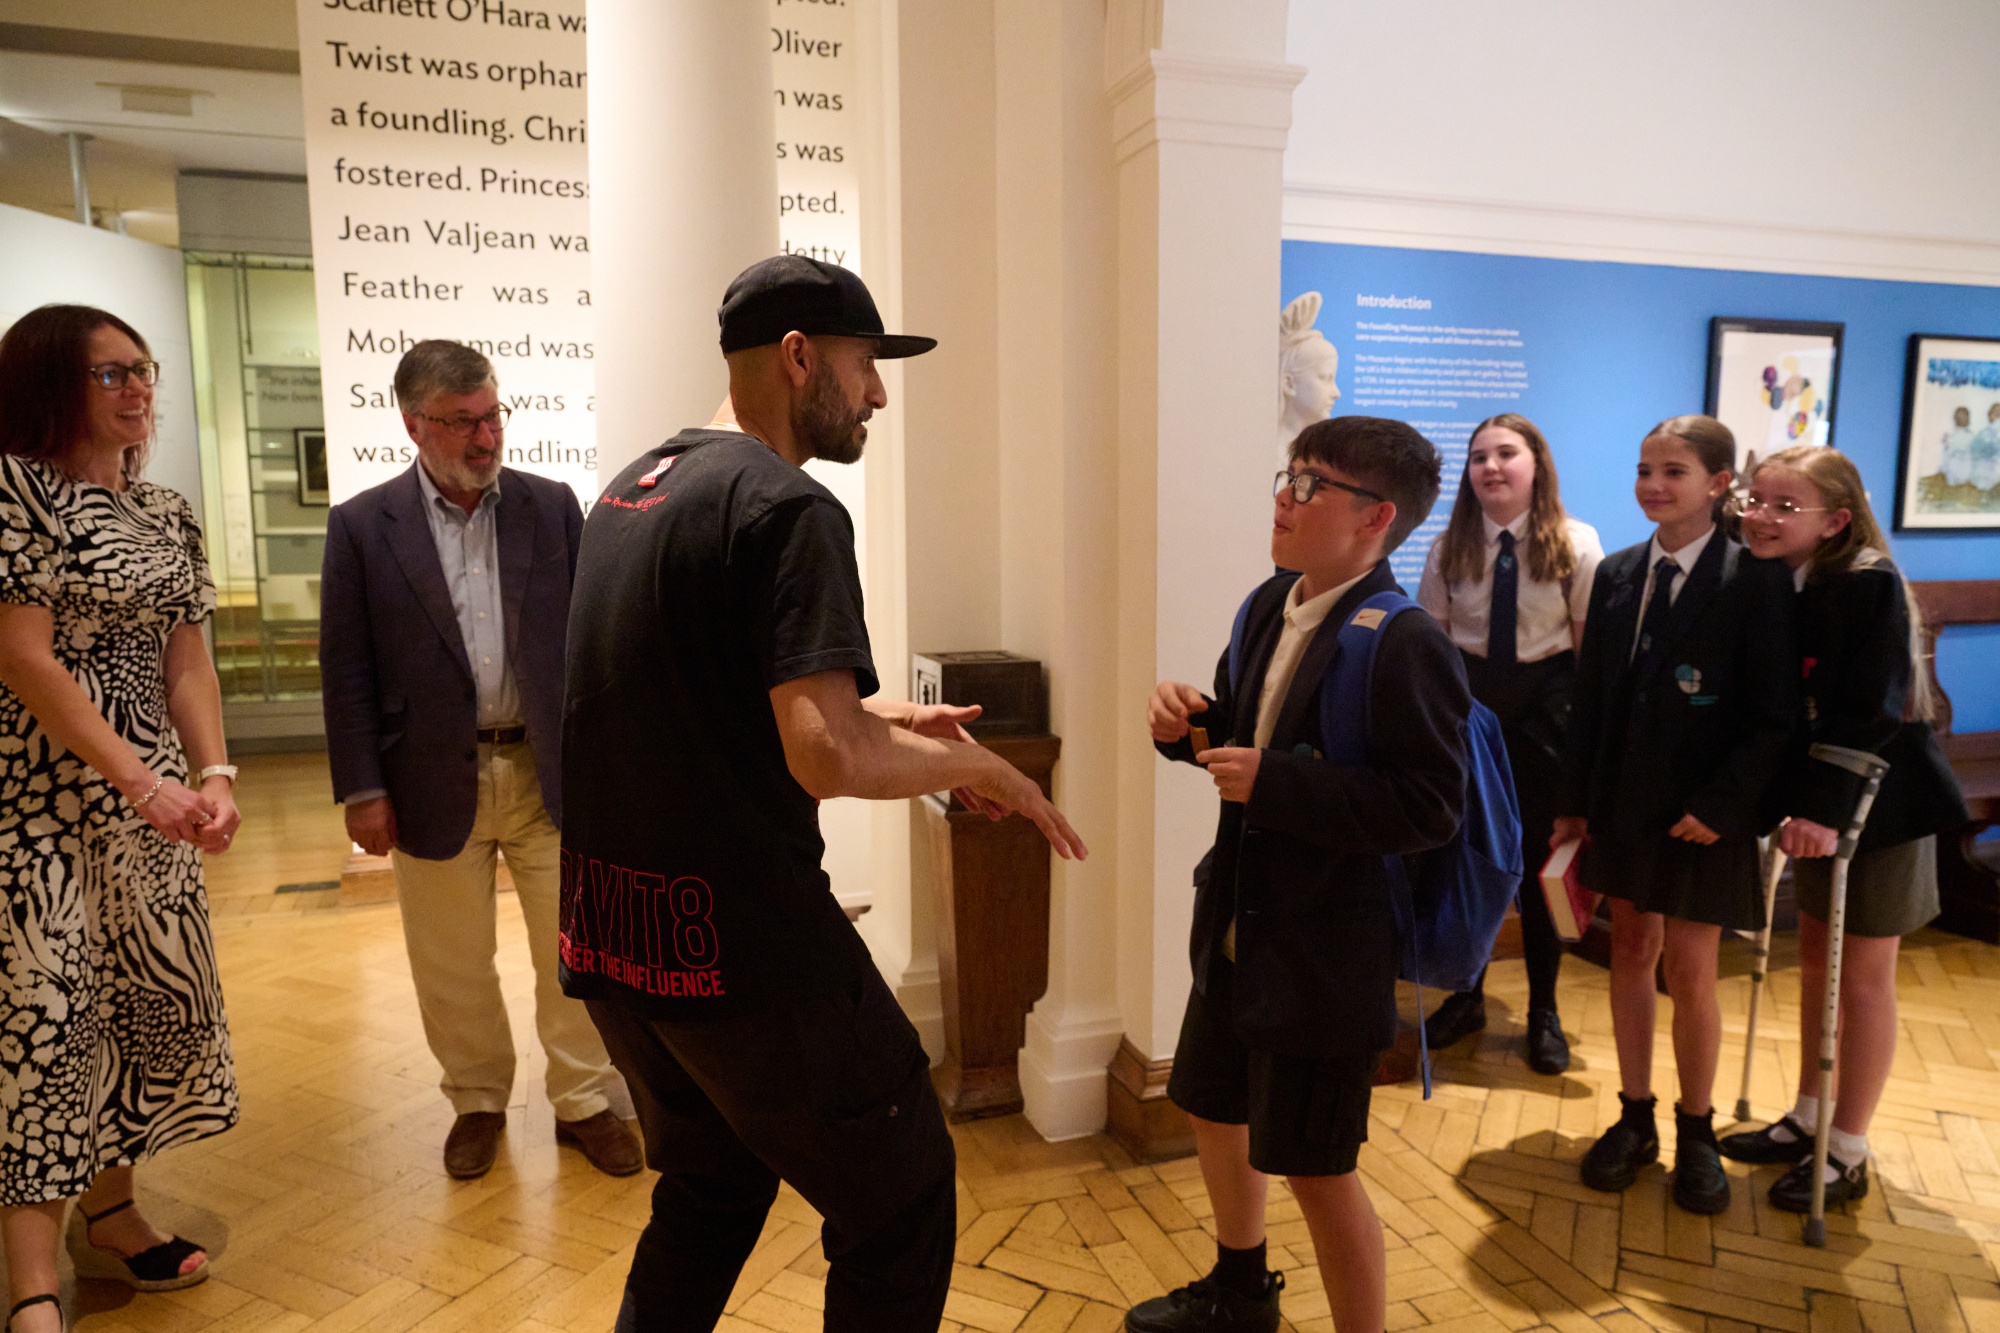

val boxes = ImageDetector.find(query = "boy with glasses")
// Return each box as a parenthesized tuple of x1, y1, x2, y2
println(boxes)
(1141, 416, 1471, 1333)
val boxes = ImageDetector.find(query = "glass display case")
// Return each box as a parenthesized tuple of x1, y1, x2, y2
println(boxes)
(184, 253, 327, 710)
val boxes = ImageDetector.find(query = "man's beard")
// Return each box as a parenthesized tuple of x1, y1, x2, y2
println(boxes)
(795, 362, 868, 464)
(429, 447, 502, 492)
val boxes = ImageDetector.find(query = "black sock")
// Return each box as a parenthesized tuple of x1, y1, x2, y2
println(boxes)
(1214, 1239, 1267, 1295)
(1515, 871, 1563, 1013)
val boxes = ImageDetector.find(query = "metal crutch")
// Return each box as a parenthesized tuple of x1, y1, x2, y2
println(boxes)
(1734, 840, 1791, 1122)
(1801, 742, 1892, 1248)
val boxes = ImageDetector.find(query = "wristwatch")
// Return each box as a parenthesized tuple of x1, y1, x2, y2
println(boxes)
(198, 764, 239, 785)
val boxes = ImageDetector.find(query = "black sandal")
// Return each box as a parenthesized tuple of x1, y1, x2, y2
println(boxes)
(6, 1294, 64, 1331)
(67, 1198, 209, 1292)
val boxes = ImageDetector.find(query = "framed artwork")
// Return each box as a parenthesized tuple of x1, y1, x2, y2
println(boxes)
(1896, 333, 2000, 532)
(295, 429, 329, 505)
(1704, 317, 1843, 473)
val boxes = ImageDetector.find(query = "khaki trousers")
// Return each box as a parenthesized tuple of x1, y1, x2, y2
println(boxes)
(391, 741, 627, 1121)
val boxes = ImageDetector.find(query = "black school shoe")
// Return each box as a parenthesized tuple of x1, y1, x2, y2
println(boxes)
(1125, 1271, 1285, 1333)
(1425, 990, 1487, 1050)
(1524, 1009, 1570, 1075)
(1718, 1116, 1815, 1166)
(1581, 1094, 1659, 1192)
(1769, 1155, 1869, 1213)
(1672, 1108, 1731, 1215)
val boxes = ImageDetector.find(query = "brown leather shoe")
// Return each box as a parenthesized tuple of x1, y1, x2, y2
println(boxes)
(443, 1111, 506, 1179)
(556, 1110, 644, 1177)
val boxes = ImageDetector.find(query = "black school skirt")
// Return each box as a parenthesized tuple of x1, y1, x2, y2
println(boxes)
(1586, 833, 1765, 932)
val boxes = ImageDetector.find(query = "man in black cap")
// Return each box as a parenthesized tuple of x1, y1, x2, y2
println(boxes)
(560, 255, 1087, 1332)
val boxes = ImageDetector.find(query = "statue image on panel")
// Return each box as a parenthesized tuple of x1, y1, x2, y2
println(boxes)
(1279, 290, 1340, 455)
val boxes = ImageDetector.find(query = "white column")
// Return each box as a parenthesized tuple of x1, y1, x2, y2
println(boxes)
(1108, 0, 1302, 1089)
(997, 0, 1128, 1143)
(587, 0, 778, 477)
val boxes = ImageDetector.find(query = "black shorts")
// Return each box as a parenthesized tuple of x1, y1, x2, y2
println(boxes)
(1166, 963, 1378, 1178)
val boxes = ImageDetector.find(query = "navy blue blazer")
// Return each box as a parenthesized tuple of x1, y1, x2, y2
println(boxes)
(1787, 559, 1969, 852)
(1159, 561, 1471, 1058)
(319, 464, 583, 860)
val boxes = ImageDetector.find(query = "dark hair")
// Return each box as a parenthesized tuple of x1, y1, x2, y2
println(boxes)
(1643, 414, 1734, 475)
(0, 303, 153, 480)
(1288, 415, 1442, 553)
(393, 339, 495, 412)
(1643, 413, 1735, 525)
(1436, 413, 1577, 587)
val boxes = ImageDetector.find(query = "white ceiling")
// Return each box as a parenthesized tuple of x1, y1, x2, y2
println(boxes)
(0, 49, 303, 175)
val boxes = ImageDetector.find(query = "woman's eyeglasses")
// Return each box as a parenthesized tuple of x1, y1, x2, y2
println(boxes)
(86, 361, 161, 390)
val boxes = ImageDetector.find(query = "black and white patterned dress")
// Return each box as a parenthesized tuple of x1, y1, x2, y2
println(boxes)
(0, 455, 238, 1205)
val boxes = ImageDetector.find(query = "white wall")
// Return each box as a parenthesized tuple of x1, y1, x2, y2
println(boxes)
(0, 202, 202, 518)
(1283, 0, 2000, 282)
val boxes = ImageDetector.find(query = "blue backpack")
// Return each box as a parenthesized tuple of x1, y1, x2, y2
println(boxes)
(1226, 578, 1523, 1095)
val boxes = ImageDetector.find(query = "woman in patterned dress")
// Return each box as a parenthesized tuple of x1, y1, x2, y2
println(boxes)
(0, 306, 241, 1333)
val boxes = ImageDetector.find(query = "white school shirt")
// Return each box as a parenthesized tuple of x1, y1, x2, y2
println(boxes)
(1629, 526, 1716, 661)
(1222, 569, 1365, 960)
(1416, 513, 1603, 663)
(1252, 571, 1367, 749)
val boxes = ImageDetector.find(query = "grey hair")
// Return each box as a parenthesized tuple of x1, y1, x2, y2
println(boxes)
(393, 340, 495, 412)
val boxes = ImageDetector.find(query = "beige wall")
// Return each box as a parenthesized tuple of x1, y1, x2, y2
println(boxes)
(897, 0, 1002, 658)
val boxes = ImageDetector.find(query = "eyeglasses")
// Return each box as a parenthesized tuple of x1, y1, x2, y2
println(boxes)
(86, 360, 160, 389)
(1742, 494, 1827, 520)
(1273, 469, 1386, 505)
(420, 405, 511, 438)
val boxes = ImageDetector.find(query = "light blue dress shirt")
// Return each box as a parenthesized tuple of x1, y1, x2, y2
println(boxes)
(416, 462, 523, 729)
(344, 464, 526, 808)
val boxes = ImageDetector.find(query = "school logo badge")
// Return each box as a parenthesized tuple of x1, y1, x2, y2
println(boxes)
(1675, 664, 1702, 694)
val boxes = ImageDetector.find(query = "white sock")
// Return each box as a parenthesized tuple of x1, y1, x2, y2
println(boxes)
(1772, 1095, 1817, 1141)
(1828, 1127, 1869, 1169)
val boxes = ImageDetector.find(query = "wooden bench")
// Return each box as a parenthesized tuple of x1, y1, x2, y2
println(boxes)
(1914, 580, 2000, 942)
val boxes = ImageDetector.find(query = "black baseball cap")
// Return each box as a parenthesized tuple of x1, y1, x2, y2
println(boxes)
(717, 254, 937, 359)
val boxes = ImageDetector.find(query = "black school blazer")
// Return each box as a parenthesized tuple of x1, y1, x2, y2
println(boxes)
(1158, 561, 1471, 1059)
(1787, 559, 1969, 851)
(1558, 533, 1799, 845)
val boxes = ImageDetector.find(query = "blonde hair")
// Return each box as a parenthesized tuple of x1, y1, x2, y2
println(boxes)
(1755, 445, 1933, 721)
(1437, 413, 1578, 588)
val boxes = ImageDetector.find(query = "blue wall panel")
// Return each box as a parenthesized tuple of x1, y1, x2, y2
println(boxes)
(1281, 241, 2000, 723)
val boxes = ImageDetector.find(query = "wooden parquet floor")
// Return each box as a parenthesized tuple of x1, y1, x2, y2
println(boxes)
(19, 752, 2000, 1333)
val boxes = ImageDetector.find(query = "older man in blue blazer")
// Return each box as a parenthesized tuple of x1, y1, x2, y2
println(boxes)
(320, 340, 639, 1180)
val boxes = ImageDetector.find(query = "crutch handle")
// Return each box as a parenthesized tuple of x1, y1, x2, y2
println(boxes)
(1807, 743, 1890, 782)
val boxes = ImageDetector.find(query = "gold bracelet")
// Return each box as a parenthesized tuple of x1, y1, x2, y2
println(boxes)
(132, 774, 165, 809)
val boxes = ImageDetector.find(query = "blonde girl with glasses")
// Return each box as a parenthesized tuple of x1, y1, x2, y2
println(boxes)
(1720, 446, 1969, 1212)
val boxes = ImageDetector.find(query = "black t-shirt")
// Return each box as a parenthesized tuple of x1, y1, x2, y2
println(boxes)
(558, 429, 879, 1015)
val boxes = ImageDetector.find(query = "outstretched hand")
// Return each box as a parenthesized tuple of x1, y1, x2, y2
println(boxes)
(961, 747, 1089, 861)
(903, 703, 1004, 819)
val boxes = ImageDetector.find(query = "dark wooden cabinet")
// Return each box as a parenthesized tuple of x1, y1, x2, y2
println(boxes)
(916, 733, 1060, 1120)
(1914, 581, 2000, 942)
